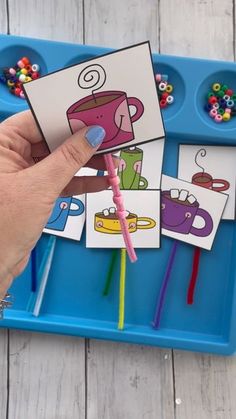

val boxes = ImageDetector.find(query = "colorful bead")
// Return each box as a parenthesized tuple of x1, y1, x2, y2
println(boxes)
(212, 102, 220, 109)
(31, 72, 39, 80)
(161, 74, 168, 81)
(166, 84, 173, 93)
(161, 92, 169, 100)
(218, 108, 224, 115)
(205, 103, 212, 112)
(222, 112, 231, 121)
(221, 84, 228, 92)
(32, 63, 40, 72)
(19, 74, 26, 82)
(21, 57, 30, 65)
(9, 68, 16, 76)
(212, 83, 221, 92)
(0, 56, 42, 100)
(215, 114, 223, 123)
(155, 74, 162, 82)
(223, 94, 230, 101)
(207, 92, 214, 98)
(166, 95, 174, 104)
(160, 98, 167, 108)
(226, 99, 234, 108)
(17, 60, 25, 69)
(226, 89, 233, 96)
(225, 108, 231, 113)
(217, 90, 225, 98)
(209, 109, 217, 118)
(159, 81, 167, 91)
(155, 73, 175, 109)
(208, 96, 217, 104)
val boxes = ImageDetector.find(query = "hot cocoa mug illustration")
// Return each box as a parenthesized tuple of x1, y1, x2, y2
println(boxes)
(67, 90, 144, 151)
(161, 189, 213, 237)
(192, 172, 229, 192)
(46, 197, 84, 231)
(94, 207, 156, 234)
(118, 146, 148, 190)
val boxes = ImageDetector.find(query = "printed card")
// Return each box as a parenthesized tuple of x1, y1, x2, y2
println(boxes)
(43, 167, 96, 241)
(113, 139, 165, 190)
(24, 42, 164, 155)
(178, 144, 236, 220)
(161, 175, 228, 250)
(86, 190, 160, 248)
(43, 194, 85, 241)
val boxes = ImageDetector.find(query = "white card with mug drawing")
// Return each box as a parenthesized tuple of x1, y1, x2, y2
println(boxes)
(178, 145, 236, 220)
(43, 167, 96, 241)
(161, 175, 228, 250)
(23, 42, 164, 155)
(86, 190, 160, 248)
(113, 139, 165, 190)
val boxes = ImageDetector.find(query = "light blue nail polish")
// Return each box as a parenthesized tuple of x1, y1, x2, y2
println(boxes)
(85, 125, 106, 147)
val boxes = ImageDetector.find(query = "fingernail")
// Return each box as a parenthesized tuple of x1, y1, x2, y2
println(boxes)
(85, 126, 106, 148)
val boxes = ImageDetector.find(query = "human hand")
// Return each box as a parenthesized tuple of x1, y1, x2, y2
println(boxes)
(0, 110, 110, 299)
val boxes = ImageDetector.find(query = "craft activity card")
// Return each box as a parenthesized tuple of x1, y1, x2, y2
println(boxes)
(178, 145, 236, 220)
(43, 167, 96, 241)
(161, 175, 228, 250)
(115, 139, 165, 190)
(24, 42, 165, 155)
(86, 190, 160, 248)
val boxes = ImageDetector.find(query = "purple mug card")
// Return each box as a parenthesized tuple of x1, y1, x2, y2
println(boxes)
(23, 42, 165, 154)
(161, 175, 228, 250)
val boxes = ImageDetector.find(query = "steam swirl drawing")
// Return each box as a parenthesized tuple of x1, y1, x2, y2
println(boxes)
(77, 64, 106, 102)
(67, 61, 144, 151)
(191, 147, 230, 192)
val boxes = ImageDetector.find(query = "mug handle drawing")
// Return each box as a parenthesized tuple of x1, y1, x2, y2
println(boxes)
(127, 97, 144, 123)
(138, 176, 148, 190)
(136, 217, 156, 229)
(68, 198, 85, 216)
(211, 179, 230, 192)
(190, 208, 213, 237)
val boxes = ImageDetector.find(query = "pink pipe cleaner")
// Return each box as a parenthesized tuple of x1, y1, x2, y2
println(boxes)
(104, 153, 137, 263)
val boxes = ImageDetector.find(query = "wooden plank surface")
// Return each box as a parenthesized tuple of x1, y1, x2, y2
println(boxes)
(84, 0, 159, 48)
(0, 0, 7, 33)
(173, 351, 236, 419)
(86, 341, 174, 419)
(8, 0, 84, 42)
(160, 1, 236, 419)
(8, 331, 86, 419)
(0, 329, 8, 419)
(160, 0, 234, 60)
(2, 1, 236, 419)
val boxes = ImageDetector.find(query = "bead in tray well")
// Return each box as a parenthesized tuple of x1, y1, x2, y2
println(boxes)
(155, 73, 175, 109)
(204, 82, 236, 123)
(0, 56, 41, 99)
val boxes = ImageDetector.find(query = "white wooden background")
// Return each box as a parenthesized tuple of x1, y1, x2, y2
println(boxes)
(1, 1, 236, 418)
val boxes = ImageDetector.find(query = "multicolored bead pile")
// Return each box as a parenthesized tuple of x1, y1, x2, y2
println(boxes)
(0, 56, 41, 99)
(205, 83, 236, 123)
(155, 73, 174, 109)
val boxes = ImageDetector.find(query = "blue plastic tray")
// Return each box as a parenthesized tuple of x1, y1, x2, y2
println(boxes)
(1, 34, 236, 355)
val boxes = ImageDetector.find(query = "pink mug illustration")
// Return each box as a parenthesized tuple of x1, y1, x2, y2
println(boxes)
(67, 64, 144, 151)
(192, 148, 230, 192)
(161, 189, 213, 237)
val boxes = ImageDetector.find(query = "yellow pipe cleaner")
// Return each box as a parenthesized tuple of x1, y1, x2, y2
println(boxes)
(118, 248, 126, 330)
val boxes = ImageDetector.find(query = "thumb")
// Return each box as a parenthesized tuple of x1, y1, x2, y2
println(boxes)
(30, 125, 106, 196)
